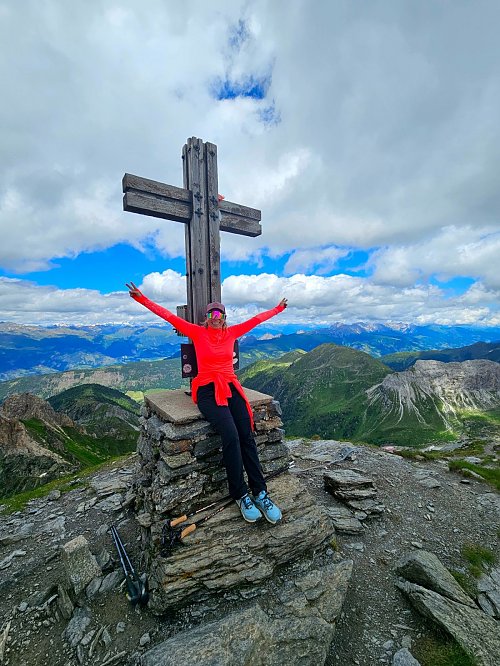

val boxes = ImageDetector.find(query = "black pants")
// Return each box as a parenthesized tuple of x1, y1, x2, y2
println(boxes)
(196, 382, 267, 500)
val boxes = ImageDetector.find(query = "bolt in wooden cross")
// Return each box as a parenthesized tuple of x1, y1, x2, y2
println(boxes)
(122, 137, 262, 326)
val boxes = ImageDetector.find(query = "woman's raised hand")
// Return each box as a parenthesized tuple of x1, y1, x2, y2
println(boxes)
(279, 298, 288, 309)
(126, 282, 143, 300)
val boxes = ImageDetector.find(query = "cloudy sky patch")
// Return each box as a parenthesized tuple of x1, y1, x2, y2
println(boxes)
(0, 0, 499, 326)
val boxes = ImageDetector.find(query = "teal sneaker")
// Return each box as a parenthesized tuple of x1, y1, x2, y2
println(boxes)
(253, 491, 282, 524)
(236, 494, 262, 523)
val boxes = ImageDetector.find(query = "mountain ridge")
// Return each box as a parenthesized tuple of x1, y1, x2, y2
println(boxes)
(0, 385, 140, 497)
(240, 346, 500, 446)
(2, 320, 500, 382)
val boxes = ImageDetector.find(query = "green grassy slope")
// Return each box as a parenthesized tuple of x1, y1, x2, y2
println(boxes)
(240, 345, 500, 446)
(240, 344, 392, 440)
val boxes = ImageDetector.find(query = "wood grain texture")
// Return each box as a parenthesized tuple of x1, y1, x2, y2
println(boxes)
(185, 137, 210, 325)
(219, 213, 262, 237)
(205, 141, 222, 303)
(218, 199, 261, 221)
(123, 191, 191, 222)
(122, 173, 190, 202)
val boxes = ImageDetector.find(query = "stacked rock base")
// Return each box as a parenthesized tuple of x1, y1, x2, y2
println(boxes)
(134, 388, 290, 558)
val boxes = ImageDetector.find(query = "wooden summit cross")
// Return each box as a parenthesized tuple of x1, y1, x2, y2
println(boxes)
(122, 137, 262, 327)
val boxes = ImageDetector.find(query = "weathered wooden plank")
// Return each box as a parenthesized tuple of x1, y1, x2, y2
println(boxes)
(122, 173, 190, 203)
(123, 191, 191, 223)
(185, 137, 210, 324)
(205, 141, 222, 303)
(219, 213, 262, 237)
(219, 199, 261, 221)
(182, 144, 193, 325)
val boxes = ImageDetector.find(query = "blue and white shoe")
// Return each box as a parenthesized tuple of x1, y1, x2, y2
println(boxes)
(236, 494, 262, 523)
(253, 491, 282, 524)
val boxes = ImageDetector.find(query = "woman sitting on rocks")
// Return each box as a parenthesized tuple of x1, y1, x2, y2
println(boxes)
(126, 282, 287, 525)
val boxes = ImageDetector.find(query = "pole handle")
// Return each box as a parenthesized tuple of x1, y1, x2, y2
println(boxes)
(170, 515, 187, 527)
(180, 524, 196, 539)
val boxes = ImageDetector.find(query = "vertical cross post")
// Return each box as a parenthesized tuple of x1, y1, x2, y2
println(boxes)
(182, 138, 221, 325)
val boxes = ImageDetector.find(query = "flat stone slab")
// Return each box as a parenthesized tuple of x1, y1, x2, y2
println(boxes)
(146, 387, 274, 424)
(324, 469, 375, 489)
(397, 580, 500, 666)
(148, 474, 335, 613)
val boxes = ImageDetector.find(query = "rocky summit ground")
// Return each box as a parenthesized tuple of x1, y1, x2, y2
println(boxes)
(0, 439, 499, 666)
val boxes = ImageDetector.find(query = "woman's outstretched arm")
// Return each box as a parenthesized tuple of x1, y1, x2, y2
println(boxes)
(228, 298, 288, 338)
(126, 282, 200, 338)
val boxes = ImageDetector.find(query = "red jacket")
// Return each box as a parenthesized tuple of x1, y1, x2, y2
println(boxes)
(133, 294, 285, 428)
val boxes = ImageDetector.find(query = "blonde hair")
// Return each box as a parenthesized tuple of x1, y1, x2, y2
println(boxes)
(203, 317, 227, 329)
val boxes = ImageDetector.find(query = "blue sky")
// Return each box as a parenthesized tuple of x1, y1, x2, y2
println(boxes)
(1, 1, 500, 327)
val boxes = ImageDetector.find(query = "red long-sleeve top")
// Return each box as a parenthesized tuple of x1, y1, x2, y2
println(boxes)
(132, 293, 285, 429)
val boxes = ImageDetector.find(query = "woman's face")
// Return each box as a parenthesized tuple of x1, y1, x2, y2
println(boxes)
(207, 309, 226, 329)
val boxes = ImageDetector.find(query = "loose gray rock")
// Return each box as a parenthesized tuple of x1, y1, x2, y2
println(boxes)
(0, 522, 35, 546)
(0, 621, 11, 663)
(393, 648, 421, 665)
(417, 477, 441, 489)
(63, 607, 92, 648)
(61, 535, 102, 596)
(99, 570, 125, 594)
(57, 583, 74, 620)
(322, 505, 364, 534)
(395, 550, 475, 607)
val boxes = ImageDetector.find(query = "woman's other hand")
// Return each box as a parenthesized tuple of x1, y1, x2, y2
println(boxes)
(126, 282, 143, 300)
(279, 298, 288, 309)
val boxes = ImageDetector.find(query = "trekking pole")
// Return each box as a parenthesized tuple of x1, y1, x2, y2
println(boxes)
(110, 525, 149, 607)
(114, 527, 149, 607)
(161, 462, 294, 557)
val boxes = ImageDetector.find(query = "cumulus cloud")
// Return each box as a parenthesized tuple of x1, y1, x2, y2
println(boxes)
(284, 247, 350, 275)
(371, 226, 500, 289)
(1, 1, 500, 324)
(3, 271, 498, 327)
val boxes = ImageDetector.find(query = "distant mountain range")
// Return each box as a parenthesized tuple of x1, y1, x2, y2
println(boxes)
(380, 341, 500, 371)
(2, 320, 499, 382)
(0, 384, 140, 498)
(239, 344, 500, 446)
(0, 335, 498, 404)
(0, 358, 184, 402)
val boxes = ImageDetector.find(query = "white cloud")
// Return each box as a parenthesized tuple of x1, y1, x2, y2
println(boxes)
(4, 269, 498, 327)
(284, 247, 350, 275)
(371, 226, 500, 289)
(1, 0, 500, 323)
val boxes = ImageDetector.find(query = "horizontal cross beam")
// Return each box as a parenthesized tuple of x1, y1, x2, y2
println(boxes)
(122, 173, 262, 237)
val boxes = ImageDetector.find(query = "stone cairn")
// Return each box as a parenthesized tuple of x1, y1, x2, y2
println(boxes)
(133, 387, 290, 561)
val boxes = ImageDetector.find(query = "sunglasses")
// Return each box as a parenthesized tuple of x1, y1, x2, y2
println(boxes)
(207, 310, 226, 320)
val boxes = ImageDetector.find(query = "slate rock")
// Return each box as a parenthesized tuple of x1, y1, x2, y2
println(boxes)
(63, 607, 92, 648)
(396, 550, 475, 607)
(141, 560, 352, 665)
(99, 570, 125, 594)
(324, 469, 375, 490)
(393, 648, 421, 665)
(397, 580, 500, 666)
(148, 474, 335, 613)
